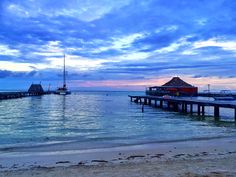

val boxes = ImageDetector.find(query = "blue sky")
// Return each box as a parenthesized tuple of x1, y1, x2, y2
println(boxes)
(0, 0, 236, 91)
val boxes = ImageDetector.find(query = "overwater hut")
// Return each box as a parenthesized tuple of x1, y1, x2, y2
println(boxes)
(146, 77, 198, 96)
(28, 84, 44, 95)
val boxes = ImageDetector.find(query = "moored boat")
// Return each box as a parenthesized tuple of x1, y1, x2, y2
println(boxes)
(55, 54, 71, 95)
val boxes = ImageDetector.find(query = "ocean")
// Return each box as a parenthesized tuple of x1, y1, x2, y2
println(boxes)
(0, 91, 236, 153)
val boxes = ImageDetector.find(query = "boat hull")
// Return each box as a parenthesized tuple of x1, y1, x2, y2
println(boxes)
(55, 89, 71, 95)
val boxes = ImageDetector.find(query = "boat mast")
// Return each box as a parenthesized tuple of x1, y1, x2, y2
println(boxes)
(63, 54, 66, 88)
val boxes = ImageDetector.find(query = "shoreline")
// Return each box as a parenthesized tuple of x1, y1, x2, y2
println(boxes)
(1, 134, 235, 152)
(1, 136, 236, 176)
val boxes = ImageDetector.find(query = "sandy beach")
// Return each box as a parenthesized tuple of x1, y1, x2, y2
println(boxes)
(1, 137, 236, 177)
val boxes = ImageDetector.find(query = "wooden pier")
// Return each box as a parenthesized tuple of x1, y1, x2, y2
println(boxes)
(129, 95, 236, 121)
(0, 91, 51, 100)
(0, 84, 54, 100)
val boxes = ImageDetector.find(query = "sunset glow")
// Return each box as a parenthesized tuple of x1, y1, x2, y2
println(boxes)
(0, 0, 236, 90)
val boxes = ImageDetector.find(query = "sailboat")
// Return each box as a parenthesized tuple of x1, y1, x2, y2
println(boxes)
(55, 54, 71, 95)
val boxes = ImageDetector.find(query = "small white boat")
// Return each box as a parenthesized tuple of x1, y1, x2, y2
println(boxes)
(55, 86, 71, 95)
(55, 54, 71, 95)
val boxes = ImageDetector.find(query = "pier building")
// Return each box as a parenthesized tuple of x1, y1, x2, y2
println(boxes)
(146, 77, 198, 96)
(28, 84, 44, 95)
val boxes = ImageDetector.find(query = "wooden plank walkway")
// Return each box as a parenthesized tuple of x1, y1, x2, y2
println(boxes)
(129, 95, 236, 121)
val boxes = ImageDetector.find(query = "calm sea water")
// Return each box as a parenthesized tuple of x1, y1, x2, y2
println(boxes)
(0, 91, 236, 152)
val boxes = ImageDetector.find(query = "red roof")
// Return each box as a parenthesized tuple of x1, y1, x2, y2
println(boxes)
(162, 77, 194, 87)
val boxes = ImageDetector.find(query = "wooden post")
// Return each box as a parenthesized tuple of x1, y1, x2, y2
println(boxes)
(198, 104, 201, 116)
(167, 102, 171, 109)
(185, 103, 188, 113)
(174, 103, 179, 112)
(190, 104, 193, 114)
(234, 108, 236, 122)
(148, 99, 151, 105)
(202, 106, 205, 116)
(182, 103, 184, 113)
(214, 106, 220, 120)
(160, 100, 163, 108)
(130, 97, 133, 102)
(144, 98, 148, 105)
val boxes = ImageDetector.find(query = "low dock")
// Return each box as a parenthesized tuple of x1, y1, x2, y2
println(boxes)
(0, 91, 52, 100)
(0, 84, 54, 100)
(129, 95, 236, 121)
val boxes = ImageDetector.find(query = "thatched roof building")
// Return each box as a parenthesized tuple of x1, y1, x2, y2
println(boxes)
(162, 77, 193, 87)
(28, 84, 44, 95)
(146, 77, 198, 96)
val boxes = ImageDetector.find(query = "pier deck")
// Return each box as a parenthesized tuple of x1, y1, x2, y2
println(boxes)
(129, 95, 236, 121)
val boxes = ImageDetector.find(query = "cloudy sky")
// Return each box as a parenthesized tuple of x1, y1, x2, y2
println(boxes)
(0, 0, 236, 91)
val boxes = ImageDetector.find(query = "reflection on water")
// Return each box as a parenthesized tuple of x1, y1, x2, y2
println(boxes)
(0, 91, 236, 151)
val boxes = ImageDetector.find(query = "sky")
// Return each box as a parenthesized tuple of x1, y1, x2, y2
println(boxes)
(0, 0, 236, 91)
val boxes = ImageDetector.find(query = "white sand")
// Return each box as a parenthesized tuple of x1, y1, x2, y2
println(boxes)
(1, 137, 236, 177)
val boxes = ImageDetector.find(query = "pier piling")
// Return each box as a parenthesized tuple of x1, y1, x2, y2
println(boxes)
(198, 105, 201, 116)
(235, 108, 236, 121)
(148, 99, 151, 105)
(202, 106, 205, 116)
(144, 98, 148, 105)
(167, 102, 171, 109)
(174, 103, 179, 112)
(190, 104, 193, 115)
(185, 103, 188, 113)
(214, 106, 220, 118)
(182, 103, 185, 113)
(160, 100, 163, 108)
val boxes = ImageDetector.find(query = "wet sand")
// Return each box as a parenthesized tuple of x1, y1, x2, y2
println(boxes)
(1, 137, 236, 177)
